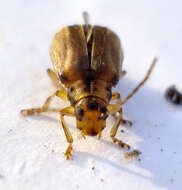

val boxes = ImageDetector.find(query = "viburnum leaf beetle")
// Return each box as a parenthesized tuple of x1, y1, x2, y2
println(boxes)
(21, 12, 157, 159)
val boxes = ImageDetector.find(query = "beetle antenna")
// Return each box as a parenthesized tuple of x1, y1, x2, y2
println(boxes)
(120, 57, 158, 105)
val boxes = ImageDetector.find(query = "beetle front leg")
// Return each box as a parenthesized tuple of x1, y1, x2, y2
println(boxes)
(47, 68, 66, 91)
(20, 90, 67, 116)
(110, 108, 130, 149)
(107, 104, 131, 149)
(60, 106, 75, 160)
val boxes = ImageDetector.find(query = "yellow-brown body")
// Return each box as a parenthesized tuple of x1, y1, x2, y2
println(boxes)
(20, 12, 157, 159)
(50, 25, 123, 136)
(50, 25, 123, 88)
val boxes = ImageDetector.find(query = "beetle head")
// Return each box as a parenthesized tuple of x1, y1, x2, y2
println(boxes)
(75, 97, 108, 138)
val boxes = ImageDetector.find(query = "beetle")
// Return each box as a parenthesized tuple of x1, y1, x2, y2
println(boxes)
(20, 12, 157, 159)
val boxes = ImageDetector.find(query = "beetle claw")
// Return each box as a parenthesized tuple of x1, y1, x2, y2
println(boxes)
(64, 143, 73, 160)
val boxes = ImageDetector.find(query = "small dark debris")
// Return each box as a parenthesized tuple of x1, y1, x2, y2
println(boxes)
(170, 178, 174, 183)
(91, 166, 95, 170)
(0, 174, 5, 179)
(51, 149, 55, 153)
(100, 178, 104, 182)
(120, 129, 125, 133)
(124, 149, 142, 159)
(165, 85, 182, 105)
(8, 129, 13, 133)
(76, 184, 79, 189)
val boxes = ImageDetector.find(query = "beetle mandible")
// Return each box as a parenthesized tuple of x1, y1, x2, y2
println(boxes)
(21, 12, 157, 159)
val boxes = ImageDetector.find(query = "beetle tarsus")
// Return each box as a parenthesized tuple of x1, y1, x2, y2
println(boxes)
(64, 143, 73, 160)
(112, 137, 130, 150)
(20, 108, 47, 116)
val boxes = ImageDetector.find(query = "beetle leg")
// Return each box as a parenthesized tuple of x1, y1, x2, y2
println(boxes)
(109, 107, 130, 150)
(109, 93, 132, 126)
(47, 68, 66, 91)
(20, 90, 67, 116)
(111, 92, 122, 103)
(110, 93, 122, 120)
(60, 106, 75, 160)
(56, 90, 68, 101)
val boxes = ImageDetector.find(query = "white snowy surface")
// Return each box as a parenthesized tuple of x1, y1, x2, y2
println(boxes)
(0, 0, 182, 190)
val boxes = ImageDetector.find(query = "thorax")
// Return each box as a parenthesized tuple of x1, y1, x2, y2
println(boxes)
(67, 80, 112, 105)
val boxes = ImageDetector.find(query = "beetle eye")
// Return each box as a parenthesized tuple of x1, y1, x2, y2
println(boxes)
(75, 107, 84, 121)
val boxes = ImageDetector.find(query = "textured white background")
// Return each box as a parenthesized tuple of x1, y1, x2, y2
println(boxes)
(0, 0, 182, 190)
